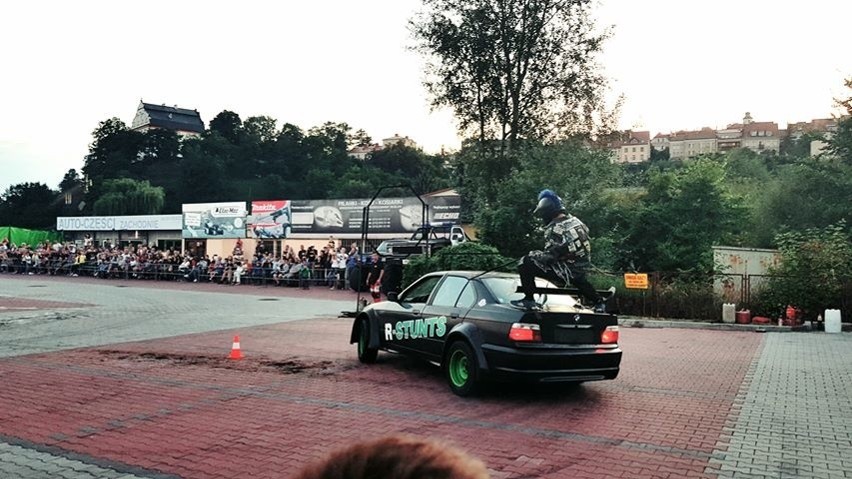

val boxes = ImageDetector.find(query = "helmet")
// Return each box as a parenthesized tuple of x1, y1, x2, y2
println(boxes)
(533, 189, 565, 223)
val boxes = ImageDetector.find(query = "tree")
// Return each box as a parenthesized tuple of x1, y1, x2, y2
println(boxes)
(82, 118, 144, 182)
(209, 110, 243, 144)
(0, 182, 61, 229)
(59, 169, 83, 192)
(617, 160, 747, 273)
(411, 0, 616, 146)
(756, 223, 852, 318)
(462, 140, 618, 257)
(243, 116, 279, 143)
(92, 179, 165, 216)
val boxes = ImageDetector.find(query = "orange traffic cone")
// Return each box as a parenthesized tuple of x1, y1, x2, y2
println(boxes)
(228, 335, 244, 360)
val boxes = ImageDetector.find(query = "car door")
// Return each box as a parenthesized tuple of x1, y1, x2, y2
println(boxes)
(419, 275, 478, 361)
(383, 274, 443, 355)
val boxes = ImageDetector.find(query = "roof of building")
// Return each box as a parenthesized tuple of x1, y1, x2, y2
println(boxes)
(671, 128, 717, 141)
(742, 121, 779, 135)
(787, 118, 839, 134)
(607, 130, 651, 148)
(347, 144, 383, 155)
(136, 102, 205, 133)
(653, 133, 671, 140)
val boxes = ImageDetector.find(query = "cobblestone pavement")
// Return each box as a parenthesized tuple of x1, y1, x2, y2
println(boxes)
(708, 333, 852, 478)
(1, 276, 850, 478)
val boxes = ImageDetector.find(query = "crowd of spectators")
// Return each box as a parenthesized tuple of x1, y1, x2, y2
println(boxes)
(0, 236, 378, 291)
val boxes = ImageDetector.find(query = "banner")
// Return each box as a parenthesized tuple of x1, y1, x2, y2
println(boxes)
(250, 200, 292, 239)
(0, 226, 63, 245)
(287, 196, 461, 235)
(56, 215, 182, 231)
(182, 202, 247, 239)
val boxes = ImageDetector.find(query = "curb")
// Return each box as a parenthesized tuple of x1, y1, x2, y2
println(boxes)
(617, 316, 815, 333)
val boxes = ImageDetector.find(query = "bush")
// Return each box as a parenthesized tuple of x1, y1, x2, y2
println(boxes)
(401, 242, 513, 288)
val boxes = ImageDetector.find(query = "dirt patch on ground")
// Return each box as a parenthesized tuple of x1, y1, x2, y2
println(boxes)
(95, 349, 337, 375)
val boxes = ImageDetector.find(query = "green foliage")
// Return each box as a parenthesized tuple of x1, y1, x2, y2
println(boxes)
(459, 140, 618, 258)
(616, 160, 747, 273)
(92, 178, 165, 216)
(411, 0, 616, 143)
(753, 223, 852, 318)
(209, 110, 243, 144)
(402, 242, 512, 288)
(59, 169, 83, 191)
(749, 161, 852, 246)
(0, 182, 61, 229)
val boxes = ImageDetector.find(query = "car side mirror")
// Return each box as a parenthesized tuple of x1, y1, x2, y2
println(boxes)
(387, 292, 399, 302)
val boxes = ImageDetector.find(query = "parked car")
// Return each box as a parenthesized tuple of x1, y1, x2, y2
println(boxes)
(350, 270, 621, 396)
(375, 223, 469, 260)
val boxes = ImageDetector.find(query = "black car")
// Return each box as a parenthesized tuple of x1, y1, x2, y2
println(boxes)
(350, 271, 622, 396)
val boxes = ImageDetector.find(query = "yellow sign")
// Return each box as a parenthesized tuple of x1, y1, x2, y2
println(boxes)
(624, 273, 649, 289)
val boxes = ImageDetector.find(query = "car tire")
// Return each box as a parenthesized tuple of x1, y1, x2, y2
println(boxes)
(445, 340, 479, 397)
(357, 318, 378, 364)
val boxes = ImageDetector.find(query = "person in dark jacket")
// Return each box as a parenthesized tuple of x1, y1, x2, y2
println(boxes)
(511, 189, 605, 312)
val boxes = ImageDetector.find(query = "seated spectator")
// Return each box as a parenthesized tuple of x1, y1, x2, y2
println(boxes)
(291, 435, 489, 479)
(233, 260, 245, 285)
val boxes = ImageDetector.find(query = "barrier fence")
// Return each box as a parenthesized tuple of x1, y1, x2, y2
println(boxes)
(2, 257, 848, 322)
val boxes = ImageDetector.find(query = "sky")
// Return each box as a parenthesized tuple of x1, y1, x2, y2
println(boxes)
(1, 0, 849, 193)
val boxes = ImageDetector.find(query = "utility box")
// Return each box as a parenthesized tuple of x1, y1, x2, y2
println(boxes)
(713, 246, 782, 303)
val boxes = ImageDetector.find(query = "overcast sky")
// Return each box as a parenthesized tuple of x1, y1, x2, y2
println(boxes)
(1, 0, 849, 193)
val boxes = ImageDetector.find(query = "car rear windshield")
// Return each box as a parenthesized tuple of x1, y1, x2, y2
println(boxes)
(482, 277, 579, 308)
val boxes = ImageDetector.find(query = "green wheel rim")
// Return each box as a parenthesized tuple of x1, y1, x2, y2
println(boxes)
(358, 324, 367, 355)
(449, 350, 470, 387)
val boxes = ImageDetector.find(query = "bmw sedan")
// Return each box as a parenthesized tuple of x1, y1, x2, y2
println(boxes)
(350, 271, 622, 396)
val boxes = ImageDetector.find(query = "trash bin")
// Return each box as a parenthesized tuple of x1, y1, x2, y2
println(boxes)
(735, 309, 751, 324)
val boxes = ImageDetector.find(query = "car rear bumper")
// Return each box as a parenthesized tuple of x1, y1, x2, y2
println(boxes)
(481, 343, 622, 383)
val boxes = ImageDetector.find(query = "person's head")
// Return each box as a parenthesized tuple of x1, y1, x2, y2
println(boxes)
(533, 189, 566, 224)
(292, 435, 489, 479)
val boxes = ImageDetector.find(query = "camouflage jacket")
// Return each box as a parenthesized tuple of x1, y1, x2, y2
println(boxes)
(529, 214, 592, 276)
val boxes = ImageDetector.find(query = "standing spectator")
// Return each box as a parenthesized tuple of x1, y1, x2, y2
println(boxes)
(335, 247, 348, 290)
(367, 252, 384, 302)
(299, 259, 311, 289)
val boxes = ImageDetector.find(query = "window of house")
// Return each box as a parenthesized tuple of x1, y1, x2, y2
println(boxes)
(64, 192, 72, 205)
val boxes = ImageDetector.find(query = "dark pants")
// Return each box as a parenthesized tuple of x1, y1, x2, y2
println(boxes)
(519, 256, 600, 306)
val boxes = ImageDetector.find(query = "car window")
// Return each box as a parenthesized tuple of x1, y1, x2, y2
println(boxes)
(481, 276, 579, 307)
(455, 282, 477, 309)
(401, 276, 442, 304)
(431, 276, 468, 307)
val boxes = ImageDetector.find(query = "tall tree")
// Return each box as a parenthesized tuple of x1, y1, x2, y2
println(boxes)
(209, 110, 243, 144)
(411, 0, 617, 146)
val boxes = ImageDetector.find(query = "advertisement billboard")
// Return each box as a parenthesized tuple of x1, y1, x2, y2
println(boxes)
(287, 196, 460, 235)
(250, 200, 292, 239)
(182, 202, 247, 239)
(57, 215, 182, 231)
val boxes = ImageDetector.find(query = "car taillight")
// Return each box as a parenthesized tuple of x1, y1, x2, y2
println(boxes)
(509, 323, 541, 342)
(601, 325, 619, 344)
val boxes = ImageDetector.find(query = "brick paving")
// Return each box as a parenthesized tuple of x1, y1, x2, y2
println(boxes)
(0, 277, 849, 478)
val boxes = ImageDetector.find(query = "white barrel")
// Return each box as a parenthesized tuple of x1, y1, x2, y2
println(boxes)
(824, 309, 842, 333)
(722, 303, 736, 324)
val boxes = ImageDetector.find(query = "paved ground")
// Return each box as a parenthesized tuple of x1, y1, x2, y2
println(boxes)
(0, 275, 850, 478)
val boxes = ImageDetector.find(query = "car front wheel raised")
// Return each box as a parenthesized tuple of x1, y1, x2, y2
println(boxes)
(357, 318, 378, 363)
(445, 340, 479, 397)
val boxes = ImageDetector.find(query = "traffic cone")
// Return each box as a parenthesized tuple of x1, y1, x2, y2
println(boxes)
(228, 335, 244, 360)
